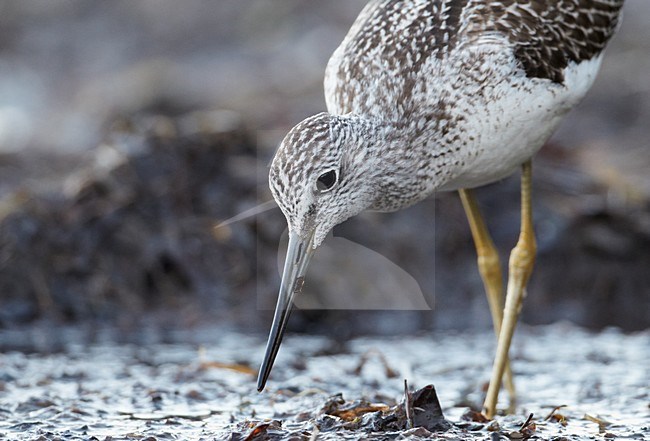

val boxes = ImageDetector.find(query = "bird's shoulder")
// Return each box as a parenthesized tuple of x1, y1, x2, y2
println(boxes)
(462, 0, 625, 83)
(327, 0, 624, 89)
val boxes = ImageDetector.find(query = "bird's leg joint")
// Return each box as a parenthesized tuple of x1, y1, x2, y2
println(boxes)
(477, 248, 501, 281)
(508, 236, 536, 287)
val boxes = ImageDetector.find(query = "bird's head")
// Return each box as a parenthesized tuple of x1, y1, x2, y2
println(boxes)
(258, 112, 378, 390)
(270, 112, 378, 247)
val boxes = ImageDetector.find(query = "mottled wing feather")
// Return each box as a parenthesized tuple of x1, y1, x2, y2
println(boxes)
(327, 0, 625, 111)
(463, 0, 625, 83)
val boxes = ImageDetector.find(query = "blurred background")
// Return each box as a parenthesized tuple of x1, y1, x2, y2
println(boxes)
(0, 0, 648, 343)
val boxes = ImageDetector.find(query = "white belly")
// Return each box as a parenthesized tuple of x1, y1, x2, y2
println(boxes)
(438, 54, 604, 191)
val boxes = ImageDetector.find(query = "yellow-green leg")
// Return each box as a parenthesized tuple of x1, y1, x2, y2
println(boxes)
(483, 160, 536, 419)
(459, 188, 516, 408)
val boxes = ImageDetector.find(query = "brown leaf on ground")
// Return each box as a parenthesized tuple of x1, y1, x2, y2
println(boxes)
(320, 384, 451, 433)
(461, 409, 490, 423)
(584, 414, 612, 433)
(410, 385, 452, 432)
(198, 361, 256, 375)
(243, 421, 283, 441)
(243, 423, 270, 441)
(324, 397, 389, 422)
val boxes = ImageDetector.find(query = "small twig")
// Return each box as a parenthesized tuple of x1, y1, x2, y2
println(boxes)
(584, 413, 612, 433)
(543, 405, 567, 421)
(352, 348, 398, 378)
(309, 423, 320, 441)
(404, 379, 414, 429)
(519, 413, 534, 431)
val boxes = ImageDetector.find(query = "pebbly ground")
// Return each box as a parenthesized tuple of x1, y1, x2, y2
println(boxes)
(0, 323, 647, 440)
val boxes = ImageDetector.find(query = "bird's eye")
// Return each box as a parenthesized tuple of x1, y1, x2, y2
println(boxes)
(316, 170, 337, 192)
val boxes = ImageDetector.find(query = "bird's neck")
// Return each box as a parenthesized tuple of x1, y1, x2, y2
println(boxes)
(337, 113, 452, 212)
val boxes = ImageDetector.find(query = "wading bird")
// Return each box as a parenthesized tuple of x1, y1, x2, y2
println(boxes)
(257, 0, 624, 418)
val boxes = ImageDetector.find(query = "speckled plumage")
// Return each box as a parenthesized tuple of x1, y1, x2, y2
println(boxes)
(270, 0, 623, 246)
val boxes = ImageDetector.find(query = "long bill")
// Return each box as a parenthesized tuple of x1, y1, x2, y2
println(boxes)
(257, 231, 315, 392)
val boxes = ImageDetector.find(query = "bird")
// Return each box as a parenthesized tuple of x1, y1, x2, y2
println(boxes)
(257, 0, 624, 418)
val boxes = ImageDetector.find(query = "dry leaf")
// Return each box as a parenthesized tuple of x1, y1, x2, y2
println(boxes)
(330, 403, 390, 421)
(199, 361, 255, 375)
